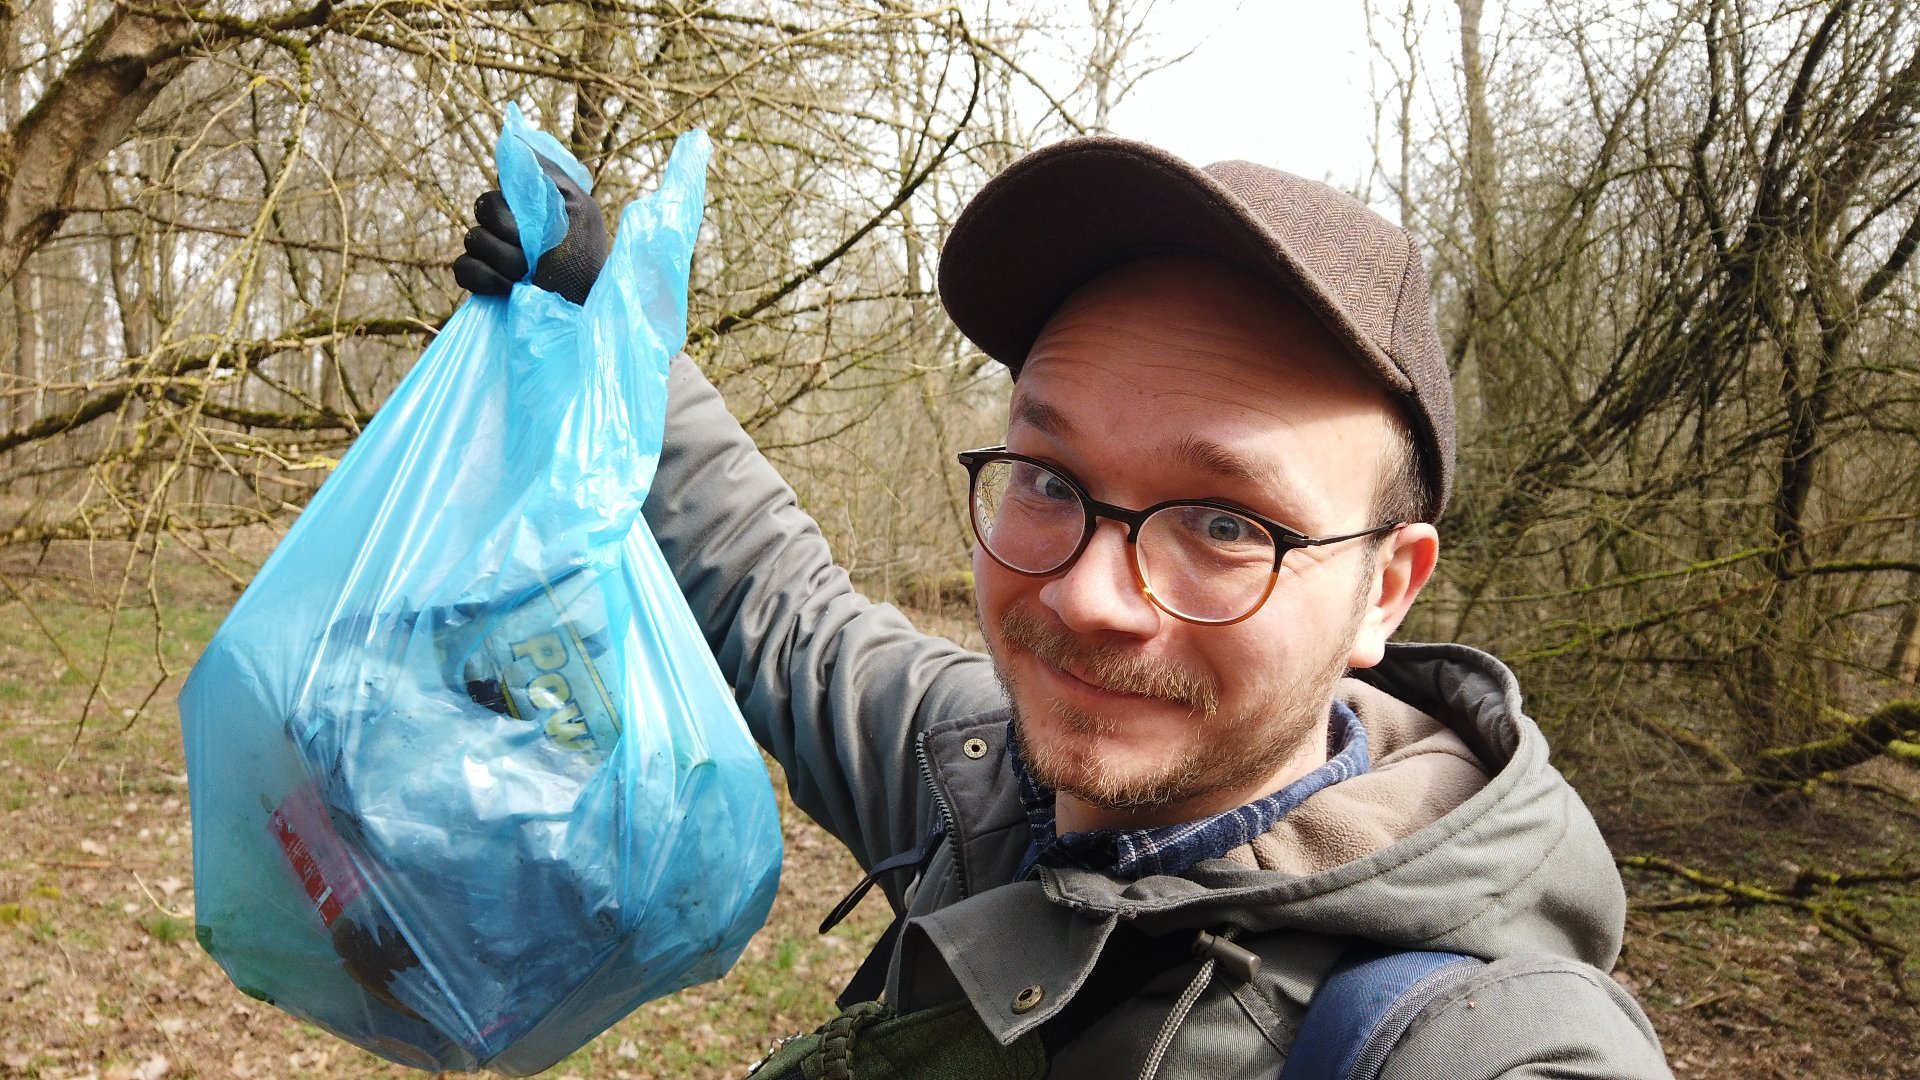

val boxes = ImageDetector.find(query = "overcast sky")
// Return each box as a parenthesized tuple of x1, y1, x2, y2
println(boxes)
(1105, 2, 1375, 182)
(1088, 0, 1461, 216)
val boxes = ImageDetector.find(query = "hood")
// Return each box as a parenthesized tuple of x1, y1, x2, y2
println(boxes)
(1041, 641, 1626, 970)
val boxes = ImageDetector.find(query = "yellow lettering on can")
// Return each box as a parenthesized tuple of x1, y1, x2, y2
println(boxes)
(527, 672, 571, 709)
(546, 711, 591, 750)
(512, 633, 568, 671)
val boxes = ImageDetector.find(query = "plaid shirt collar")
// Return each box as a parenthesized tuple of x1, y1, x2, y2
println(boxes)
(1008, 700, 1371, 882)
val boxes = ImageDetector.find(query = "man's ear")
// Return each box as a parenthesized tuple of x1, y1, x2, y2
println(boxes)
(1347, 523, 1439, 669)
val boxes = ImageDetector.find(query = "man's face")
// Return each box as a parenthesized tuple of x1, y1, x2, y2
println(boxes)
(974, 255, 1428, 830)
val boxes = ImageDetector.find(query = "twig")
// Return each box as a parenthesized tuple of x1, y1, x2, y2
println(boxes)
(1624, 710, 1745, 777)
(133, 871, 192, 921)
(1620, 854, 1915, 999)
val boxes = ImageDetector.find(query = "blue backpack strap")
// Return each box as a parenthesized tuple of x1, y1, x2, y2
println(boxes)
(1279, 942, 1483, 1080)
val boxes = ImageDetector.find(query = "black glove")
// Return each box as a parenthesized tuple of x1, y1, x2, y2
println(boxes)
(453, 158, 608, 305)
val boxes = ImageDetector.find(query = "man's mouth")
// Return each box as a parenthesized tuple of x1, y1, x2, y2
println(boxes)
(996, 606, 1219, 715)
(1041, 655, 1158, 701)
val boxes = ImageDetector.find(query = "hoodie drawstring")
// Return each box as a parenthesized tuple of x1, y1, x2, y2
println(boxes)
(1138, 926, 1257, 1080)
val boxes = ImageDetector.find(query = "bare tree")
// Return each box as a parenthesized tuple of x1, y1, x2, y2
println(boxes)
(1377, 0, 1920, 782)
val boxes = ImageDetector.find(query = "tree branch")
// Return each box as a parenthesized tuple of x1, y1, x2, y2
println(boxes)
(1621, 852, 1913, 997)
(0, 317, 435, 454)
(1756, 700, 1920, 781)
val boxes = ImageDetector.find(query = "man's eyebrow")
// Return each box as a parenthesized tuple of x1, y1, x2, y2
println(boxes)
(1010, 396, 1074, 437)
(1167, 433, 1271, 489)
(1159, 430, 1313, 511)
(1010, 402, 1306, 514)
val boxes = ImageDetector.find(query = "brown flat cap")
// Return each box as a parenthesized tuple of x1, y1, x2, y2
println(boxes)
(937, 136, 1455, 518)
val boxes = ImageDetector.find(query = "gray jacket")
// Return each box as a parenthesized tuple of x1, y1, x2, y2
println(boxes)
(642, 356, 1673, 1079)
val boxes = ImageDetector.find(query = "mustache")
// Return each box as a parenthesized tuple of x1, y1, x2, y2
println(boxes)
(998, 606, 1219, 716)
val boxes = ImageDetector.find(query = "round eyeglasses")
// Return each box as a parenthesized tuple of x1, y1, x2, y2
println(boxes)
(957, 447, 1402, 625)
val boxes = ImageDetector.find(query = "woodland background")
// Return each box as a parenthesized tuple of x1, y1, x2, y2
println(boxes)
(0, 0, 1917, 1076)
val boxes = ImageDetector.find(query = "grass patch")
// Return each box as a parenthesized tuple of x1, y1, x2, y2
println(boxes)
(0, 902, 41, 925)
(138, 913, 194, 944)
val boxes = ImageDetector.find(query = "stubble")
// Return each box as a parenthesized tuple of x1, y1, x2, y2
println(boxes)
(991, 605, 1354, 816)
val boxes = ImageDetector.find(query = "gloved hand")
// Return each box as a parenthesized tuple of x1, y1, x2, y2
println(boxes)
(453, 158, 608, 305)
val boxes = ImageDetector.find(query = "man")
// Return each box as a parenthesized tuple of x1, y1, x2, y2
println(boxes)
(457, 137, 1673, 1077)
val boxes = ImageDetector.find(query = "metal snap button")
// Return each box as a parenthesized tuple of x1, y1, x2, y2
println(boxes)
(962, 737, 989, 759)
(1011, 984, 1044, 1014)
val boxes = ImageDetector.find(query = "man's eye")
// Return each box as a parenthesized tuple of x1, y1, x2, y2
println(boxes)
(1165, 507, 1270, 552)
(1204, 514, 1247, 543)
(1011, 462, 1076, 503)
(1039, 474, 1075, 502)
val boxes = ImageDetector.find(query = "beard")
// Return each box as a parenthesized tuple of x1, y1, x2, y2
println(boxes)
(990, 603, 1362, 817)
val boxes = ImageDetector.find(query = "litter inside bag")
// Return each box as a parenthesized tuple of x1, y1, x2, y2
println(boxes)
(179, 107, 782, 1076)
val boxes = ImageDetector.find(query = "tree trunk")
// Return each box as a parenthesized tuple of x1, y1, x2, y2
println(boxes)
(1087, 0, 1124, 131)
(1455, 0, 1506, 436)
(0, 6, 204, 290)
(570, 0, 620, 171)
(1893, 572, 1920, 686)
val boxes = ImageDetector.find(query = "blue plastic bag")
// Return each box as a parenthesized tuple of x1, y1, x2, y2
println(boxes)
(178, 108, 782, 1076)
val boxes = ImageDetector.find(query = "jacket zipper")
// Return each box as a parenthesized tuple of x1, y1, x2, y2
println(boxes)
(914, 730, 969, 900)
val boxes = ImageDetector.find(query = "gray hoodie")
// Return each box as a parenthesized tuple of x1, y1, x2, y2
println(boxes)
(642, 357, 1672, 1079)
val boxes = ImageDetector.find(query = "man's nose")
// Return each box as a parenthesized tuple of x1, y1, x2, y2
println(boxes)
(1036, 519, 1161, 637)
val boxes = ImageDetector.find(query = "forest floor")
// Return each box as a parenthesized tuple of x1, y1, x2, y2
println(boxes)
(0, 536, 1914, 1079)
(1590, 754, 1920, 1080)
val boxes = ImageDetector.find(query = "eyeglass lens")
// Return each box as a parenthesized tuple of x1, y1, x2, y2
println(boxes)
(970, 458, 1277, 623)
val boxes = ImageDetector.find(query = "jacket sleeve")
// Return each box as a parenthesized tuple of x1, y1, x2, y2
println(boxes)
(1379, 957, 1674, 1080)
(639, 354, 1004, 872)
